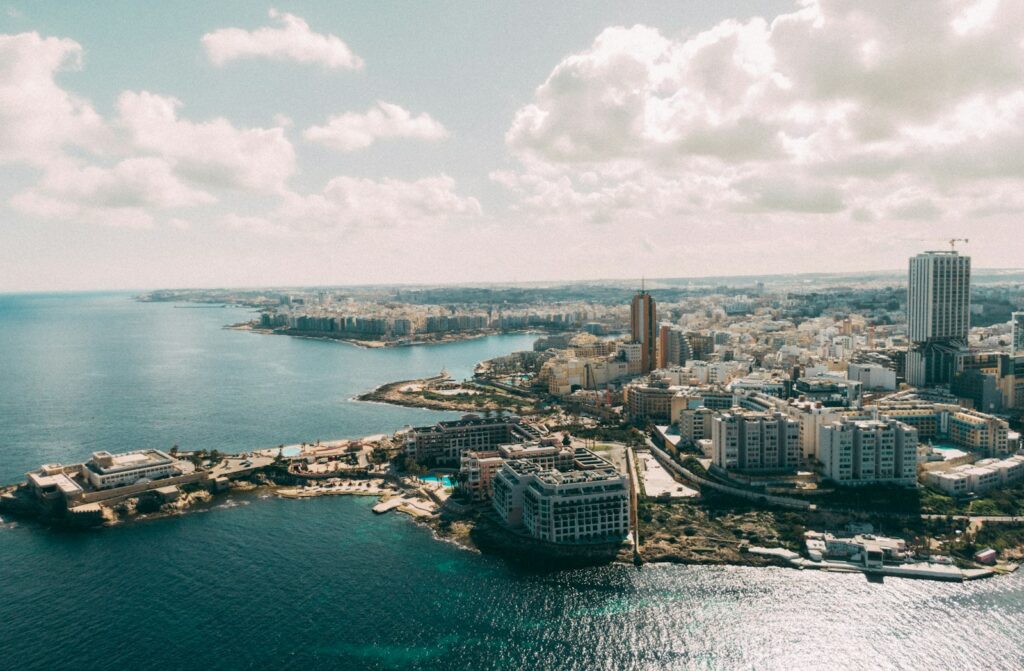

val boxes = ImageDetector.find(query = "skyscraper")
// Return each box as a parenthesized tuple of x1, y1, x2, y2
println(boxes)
(1013, 312, 1024, 357)
(630, 290, 657, 374)
(907, 250, 971, 387)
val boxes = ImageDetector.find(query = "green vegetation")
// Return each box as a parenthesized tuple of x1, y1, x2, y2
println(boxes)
(556, 423, 643, 445)
(974, 523, 1024, 555)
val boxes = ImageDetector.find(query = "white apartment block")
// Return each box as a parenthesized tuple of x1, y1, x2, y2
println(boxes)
(818, 419, 919, 487)
(711, 409, 801, 473)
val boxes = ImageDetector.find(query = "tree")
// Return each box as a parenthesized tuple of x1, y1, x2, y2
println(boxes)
(562, 433, 572, 447)
(169, 445, 179, 457)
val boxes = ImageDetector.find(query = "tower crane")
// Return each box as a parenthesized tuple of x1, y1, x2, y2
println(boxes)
(947, 238, 968, 251)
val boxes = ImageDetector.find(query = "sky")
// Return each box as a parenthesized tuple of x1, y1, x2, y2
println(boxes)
(1, 0, 1023, 292)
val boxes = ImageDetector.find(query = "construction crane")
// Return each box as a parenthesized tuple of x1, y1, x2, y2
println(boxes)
(947, 238, 968, 251)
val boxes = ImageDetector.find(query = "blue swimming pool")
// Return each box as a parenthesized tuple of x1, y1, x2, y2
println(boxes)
(281, 446, 302, 457)
(419, 474, 453, 487)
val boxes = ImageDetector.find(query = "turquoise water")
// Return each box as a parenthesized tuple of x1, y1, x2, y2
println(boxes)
(420, 474, 454, 487)
(281, 446, 302, 457)
(1, 294, 1023, 670)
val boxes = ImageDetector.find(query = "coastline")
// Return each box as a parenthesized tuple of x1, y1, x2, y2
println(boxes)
(225, 322, 527, 349)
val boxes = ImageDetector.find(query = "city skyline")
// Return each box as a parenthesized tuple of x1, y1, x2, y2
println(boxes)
(4, 1, 1024, 291)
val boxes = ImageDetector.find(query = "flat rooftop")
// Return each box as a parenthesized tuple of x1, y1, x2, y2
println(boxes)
(86, 449, 174, 475)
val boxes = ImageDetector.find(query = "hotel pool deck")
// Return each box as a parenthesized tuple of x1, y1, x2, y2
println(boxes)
(418, 474, 454, 488)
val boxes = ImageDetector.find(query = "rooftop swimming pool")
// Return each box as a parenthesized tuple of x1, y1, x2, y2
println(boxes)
(281, 446, 302, 457)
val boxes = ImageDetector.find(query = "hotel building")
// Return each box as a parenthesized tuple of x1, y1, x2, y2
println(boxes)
(492, 448, 630, 544)
(404, 415, 542, 466)
(84, 450, 180, 490)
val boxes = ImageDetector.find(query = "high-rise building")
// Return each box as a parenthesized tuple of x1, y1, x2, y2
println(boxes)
(1012, 312, 1024, 357)
(907, 251, 971, 387)
(630, 290, 657, 374)
(657, 323, 692, 369)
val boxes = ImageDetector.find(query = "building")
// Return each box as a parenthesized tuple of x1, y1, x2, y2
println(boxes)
(711, 409, 801, 473)
(630, 290, 657, 374)
(491, 448, 630, 544)
(847, 363, 897, 391)
(925, 455, 1024, 496)
(907, 251, 971, 387)
(817, 419, 919, 487)
(404, 415, 540, 466)
(657, 324, 692, 369)
(950, 369, 1002, 413)
(84, 450, 180, 490)
(679, 406, 717, 443)
(947, 409, 1010, 457)
(1013, 312, 1024, 357)
(686, 333, 715, 361)
(624, 383, 676, 422)
(459, 440, 574, 502)
(792, 377, 862, 408)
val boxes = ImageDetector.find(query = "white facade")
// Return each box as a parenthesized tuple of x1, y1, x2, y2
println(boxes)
(925, 455, 1024, 496)
(818, 419, 918, 487)
(711, 410, 801, 473)
(491, 448, 630, 544)
(907, 251, 971, 387)
(84, 450, 179, 490)
(847, 363, 897, 391)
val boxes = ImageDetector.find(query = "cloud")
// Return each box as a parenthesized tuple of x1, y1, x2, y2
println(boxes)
(116, 91, 296, 192)
(202, 9, 363, 70)
(304, 102, 448, 152)
(0, 32, 108, 165)
(498, 0, 1024, 230)
(232, 174, 481, 236)
(10, 156, 214, 228)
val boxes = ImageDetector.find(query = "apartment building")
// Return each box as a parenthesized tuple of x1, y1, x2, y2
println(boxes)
(818, 419, 919, 487)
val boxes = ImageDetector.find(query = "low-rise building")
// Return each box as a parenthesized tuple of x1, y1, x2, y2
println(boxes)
(84, 450, 180, 490)
(925, 454, 1024, 496)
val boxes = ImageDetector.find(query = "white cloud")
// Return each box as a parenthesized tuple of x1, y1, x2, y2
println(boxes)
(304, 102, 448, 152)
(0, 32, 108, 165)
(499, 0, 1024, 234)
(232, 174, 481, 236)
(117, 91, 296, 193)
(10, 156, 214, 228)
(202, 9, 363, 70)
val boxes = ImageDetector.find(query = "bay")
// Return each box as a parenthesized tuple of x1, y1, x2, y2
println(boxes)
(1, 294, 1022, 671)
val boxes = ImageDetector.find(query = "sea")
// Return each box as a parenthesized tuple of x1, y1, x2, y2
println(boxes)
(1, 293, 1022, 671)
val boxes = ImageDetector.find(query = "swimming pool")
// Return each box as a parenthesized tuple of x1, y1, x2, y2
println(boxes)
(281, 446, 302, 457)
(419, 474, 454, 487)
